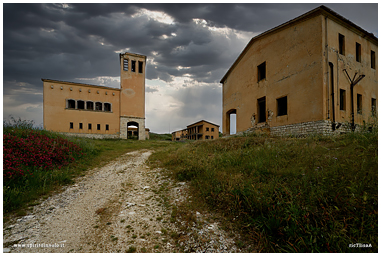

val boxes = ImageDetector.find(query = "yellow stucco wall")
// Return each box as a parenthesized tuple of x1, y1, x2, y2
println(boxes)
(222, 9, 377, 135)
(43, 80, 121, 135)
(187, 120, 219, 140)
(120, 53, 146, 118)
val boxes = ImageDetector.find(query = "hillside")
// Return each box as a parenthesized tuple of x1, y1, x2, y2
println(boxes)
(150, 131, 378, 252)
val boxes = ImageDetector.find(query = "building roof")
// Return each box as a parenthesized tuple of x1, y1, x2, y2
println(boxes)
(41, 78, 121, 91)
(220, 5, 378, 83)
(186, 120, 220, 128)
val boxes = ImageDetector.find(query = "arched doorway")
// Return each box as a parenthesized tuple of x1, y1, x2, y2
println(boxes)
(226, 109, 237, 135)
(127, 121, 139, 140)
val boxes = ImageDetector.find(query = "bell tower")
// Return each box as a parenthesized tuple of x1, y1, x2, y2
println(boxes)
(119, 52, 146, 140)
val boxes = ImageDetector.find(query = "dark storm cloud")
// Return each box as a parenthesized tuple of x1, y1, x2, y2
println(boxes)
(3, 3, 377, 132)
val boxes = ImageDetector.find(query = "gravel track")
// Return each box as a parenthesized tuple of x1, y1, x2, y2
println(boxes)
(3, 150, 244, 253)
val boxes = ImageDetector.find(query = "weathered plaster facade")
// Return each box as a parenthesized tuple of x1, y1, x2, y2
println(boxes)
(186, 120, 220, 141)
(43, 52, 148, 140)
(172, 129, 188, 141)
(221, 6, 377, 136)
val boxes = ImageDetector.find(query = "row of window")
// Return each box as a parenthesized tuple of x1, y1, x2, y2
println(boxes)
(66, 99, 112, 112)
(205, 127, 215, 132)
(70, 122, 110, 131)
(123, 59, 144, 73)
(338, 33, 376, 69)
(205, 135, 215, 139)
(339, 90, 377, 115)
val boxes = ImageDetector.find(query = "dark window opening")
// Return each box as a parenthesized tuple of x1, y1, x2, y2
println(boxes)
(86, 101, 94, 110)
(104, 103, 111, 112)
(68, 99, 75, 109)
(95, 102, 102, 111)
(339, 34, 345, 55)
(357, 94, 362, 114)
(257, 97, 266, 123)
(257, 62, 266, 82)
(371, 98, 376, 115)
(211, 128, 214, 132)
(131, 60, 136, 72)
(340, 89, 346, 110)
(106, 124, 109, 131)
(356, 43, 361, 62)
(79, 123, 83, 130)
(277, 96, 287, 116)
(77, 100, 85, 110)
(371, 50, 376, 69)
(123, 59, 128, 71)
(70, 122, 73, 129)
(211, 136, 214, 139)
(138, 61, 143, 73)
(205, 136, 209, 140)
(88, 123, 92, 130)
(206, 127, 209, 131)
(97, 124, 101, 130)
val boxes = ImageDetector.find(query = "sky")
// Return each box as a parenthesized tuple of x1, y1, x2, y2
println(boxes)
(2, 3, 378, 134)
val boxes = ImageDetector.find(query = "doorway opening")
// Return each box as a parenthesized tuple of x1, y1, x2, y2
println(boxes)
(127, 121, 139, 140)
(226, 109, 237, 135)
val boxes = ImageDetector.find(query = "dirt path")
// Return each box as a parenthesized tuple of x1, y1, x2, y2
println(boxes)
(3, 150, 243, 253)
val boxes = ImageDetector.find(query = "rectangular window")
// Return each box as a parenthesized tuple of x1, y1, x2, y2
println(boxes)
(356, 43, 361, 62)
(79, 123, 83, 130)
(339, 34, 345, 55)
(123, 59, 128, 71)
(97, 124, 101, 130)
(205, 136, 209, 140)
(211, 128, 214, 132)
(131, 60, 136, 72)
(206, 127, 209, 131)
(138, 61, 143, 73)
(70, 122, 73, 129)
(211, 136, 214, 139)
(371, 50, 376, 69)
(357, 94, 362, 114)
(257, 62, 266, 82)
(257, 97, 266, 123)
(277, 96, 287, 116)
(106, 124, 109, 131)
(371, 98, 376, 115)
(88, 123, 92, 130)
(339, 89, 346, 111)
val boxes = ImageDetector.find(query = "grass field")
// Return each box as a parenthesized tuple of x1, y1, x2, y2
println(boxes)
(149, 131, 378, 253)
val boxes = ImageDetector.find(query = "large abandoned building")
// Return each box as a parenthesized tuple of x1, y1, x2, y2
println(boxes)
(221, 5, 377, 136)
(172, 120, 220, 141)
(43, 52, 149, 140)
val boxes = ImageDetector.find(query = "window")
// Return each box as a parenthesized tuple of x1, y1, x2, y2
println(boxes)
(79, 123, 83, 130)
(138, 61, 143, 73)
(357, 94, 362, 114)
(211, 128, 214, 132)
(339, 34, 345, 55)
(77, 100, 85, 110)
(123, 59, 128, 71)
(86, 101, 94, 110)
(339, 89, 346, 111)
(70, 122, 73, 129)
(257, 97, 266, 123)
(131, 60, 136, 72)
(206, 127, 209, 131)
(106, 124, 109, 131)
(277, 96, 287, 116)
(257, 62, 266, 82)
(97, 124, 101, 130)
(88, 123, 92, 130)
(371, 98, 376, 116)
(211, 136, 214, 139)
(95, 102, 102, 111)
(371, 50, 376, 69)
(356, 43, 361, 62)
(104, 103, 111, 112)
(205, 136, 209, 139)
(68, 99, 75, 109)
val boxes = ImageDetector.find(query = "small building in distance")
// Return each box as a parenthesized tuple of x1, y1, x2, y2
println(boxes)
(172, 129, 187, 141)
(43, 52, 148, 140)
(221, 5, 377, 136)
(185, 120, 219, 141)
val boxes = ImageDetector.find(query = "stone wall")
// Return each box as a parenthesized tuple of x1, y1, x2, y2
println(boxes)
(120, 116, 146, 140)
(61, 132, 120, 139)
